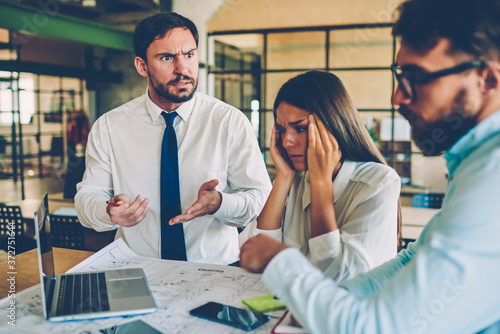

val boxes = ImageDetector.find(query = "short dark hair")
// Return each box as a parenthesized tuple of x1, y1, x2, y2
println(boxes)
(133, 12, 199, 61)
(392, 0, 500, 59)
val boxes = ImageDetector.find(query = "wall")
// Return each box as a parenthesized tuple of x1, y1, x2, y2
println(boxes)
(93, 49, 146, 118)
(209, 0, 404, 31)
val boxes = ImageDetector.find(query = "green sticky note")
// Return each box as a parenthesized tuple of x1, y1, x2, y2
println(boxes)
(242, 295, 287, 313)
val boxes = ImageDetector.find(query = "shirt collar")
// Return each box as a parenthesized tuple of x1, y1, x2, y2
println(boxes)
(145, 87, 196, 124)
(301, 160, 357, 210)
(445, 110, 500, 177)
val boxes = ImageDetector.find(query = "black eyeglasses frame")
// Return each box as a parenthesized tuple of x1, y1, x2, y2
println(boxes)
(391, 60, 491, 100)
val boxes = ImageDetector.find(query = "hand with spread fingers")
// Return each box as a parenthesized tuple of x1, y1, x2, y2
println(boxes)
(106, 194, 149, 227)
(307, 114, 342, 238)
(169, 179, 222, 225)
(307, 114, 343, 184)
(253, 125, 296, 231)
(270, 124, 296, 181)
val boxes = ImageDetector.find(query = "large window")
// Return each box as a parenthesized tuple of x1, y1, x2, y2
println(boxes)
(0, 71, 87, 180)
(208, 24, 416, 185)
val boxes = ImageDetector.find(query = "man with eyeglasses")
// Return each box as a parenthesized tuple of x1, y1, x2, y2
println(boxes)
(239, 0, 500, 333)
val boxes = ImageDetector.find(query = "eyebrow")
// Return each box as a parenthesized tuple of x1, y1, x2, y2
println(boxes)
(155, 48, 197, 58)
(276, 117, 309, 127)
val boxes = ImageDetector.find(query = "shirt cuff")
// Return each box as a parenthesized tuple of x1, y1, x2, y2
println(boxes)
(263, 248, 317, 296)
(308, 229, 341, 261)
(238, 221, 282, 248)
(255, 226, 282, 239)
(97, 200, 114, 227)
(212, 191, 236, 220)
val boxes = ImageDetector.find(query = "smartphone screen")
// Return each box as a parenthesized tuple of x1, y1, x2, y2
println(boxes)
(189, 301, 270, 331)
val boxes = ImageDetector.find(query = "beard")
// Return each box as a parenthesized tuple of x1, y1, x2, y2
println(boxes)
(149, 72, 198, 104)
(399, 89, 478, 156)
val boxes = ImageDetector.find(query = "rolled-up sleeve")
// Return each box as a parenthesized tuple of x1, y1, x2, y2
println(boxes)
(308, 177, 400, 281)
(238, 220, 282, 247)
(75, 118, 117, 231)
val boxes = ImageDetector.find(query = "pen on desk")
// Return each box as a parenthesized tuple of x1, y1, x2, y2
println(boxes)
(106, 201, 120, 207)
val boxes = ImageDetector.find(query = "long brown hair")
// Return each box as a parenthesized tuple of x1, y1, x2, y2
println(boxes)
(274, 71, 403, 250)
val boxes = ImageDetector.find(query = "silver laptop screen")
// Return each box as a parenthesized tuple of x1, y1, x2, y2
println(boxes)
(34, 193, 55, 317)
(35, 193, 55, 276)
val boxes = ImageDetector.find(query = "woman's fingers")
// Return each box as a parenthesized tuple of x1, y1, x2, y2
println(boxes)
(308, 114, 342, 172)
(270, 124, 277, 147)
(308, 115, 317, 151)
(314, 114, 333, 151)
(328, 130, 340, 151)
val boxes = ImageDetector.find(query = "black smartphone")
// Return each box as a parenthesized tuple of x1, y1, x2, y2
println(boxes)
(189, 301, 270, 331)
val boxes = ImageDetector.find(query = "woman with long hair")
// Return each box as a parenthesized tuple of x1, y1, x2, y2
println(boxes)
(239, 71, 402, 281)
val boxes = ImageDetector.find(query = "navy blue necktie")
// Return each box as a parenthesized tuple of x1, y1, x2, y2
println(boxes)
(160, 112, 187, 260)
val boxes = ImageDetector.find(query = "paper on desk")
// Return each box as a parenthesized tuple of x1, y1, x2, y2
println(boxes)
(0, 238, 280, 334)
(53, 207, 78, 216)
(66, 237, 153, 273)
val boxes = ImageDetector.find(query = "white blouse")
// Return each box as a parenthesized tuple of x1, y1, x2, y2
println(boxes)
(239, 161, 400, 281)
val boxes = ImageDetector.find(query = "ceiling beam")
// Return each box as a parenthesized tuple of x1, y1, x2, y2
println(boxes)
(0, 1, 133, 52)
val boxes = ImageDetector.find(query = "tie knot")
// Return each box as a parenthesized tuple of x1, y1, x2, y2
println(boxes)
(162, 111, 177, 126)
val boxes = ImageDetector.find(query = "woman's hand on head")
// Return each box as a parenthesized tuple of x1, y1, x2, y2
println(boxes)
(307, 114, 342, 183)
(270, 124, 296, 180)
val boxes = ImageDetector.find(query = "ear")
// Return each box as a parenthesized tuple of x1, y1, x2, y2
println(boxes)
(481, 62, 500, 92)
(134, 56, 148, 78)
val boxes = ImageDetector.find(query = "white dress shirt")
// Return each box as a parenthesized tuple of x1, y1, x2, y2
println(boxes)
(75, 91, 272, 264)
(240, 161, 400, 281)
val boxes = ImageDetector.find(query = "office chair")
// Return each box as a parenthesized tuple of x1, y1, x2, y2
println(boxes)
(49, 214, 86, 250)
(0, 204, 36, 253)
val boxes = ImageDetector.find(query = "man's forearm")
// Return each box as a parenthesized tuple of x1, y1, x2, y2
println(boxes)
(75, 188, 116, 231)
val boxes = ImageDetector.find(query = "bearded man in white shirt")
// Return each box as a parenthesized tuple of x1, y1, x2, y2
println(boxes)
(75, 12, 271, 264)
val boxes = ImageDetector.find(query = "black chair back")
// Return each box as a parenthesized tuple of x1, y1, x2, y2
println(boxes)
(0, 205, 36, 253)
(49, 215, 86, 250)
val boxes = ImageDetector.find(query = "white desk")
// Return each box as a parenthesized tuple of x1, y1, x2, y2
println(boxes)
(401, 206, 440, 240)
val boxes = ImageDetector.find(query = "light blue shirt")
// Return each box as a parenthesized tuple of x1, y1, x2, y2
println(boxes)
(262, 110, 500, 334)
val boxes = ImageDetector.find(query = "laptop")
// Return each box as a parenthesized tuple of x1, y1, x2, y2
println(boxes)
(34, 193, 157, 321)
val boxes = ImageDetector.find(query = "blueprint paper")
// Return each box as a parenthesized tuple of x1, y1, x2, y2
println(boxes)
(0, 238, 280, 333)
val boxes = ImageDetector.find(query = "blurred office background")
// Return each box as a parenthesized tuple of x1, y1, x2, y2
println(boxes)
(0, 0, 448, 205)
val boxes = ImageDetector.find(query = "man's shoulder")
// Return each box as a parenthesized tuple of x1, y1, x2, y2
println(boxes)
(458, 131, 500, 177)
(106, 94, 146, 117)
(194, 92, 242, 116)
(90, 95, 146, 131)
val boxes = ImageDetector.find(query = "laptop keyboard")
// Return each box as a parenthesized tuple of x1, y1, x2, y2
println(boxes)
(55, 272, 110, 316)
